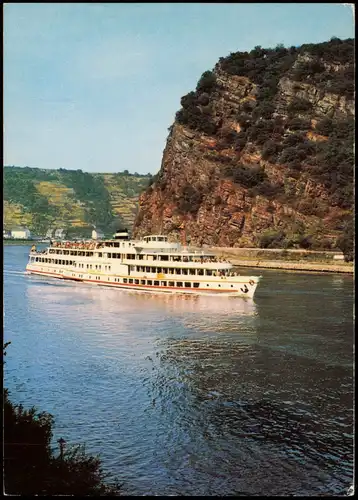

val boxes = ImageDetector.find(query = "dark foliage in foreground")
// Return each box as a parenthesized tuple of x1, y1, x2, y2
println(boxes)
(3, 344, 122, 496)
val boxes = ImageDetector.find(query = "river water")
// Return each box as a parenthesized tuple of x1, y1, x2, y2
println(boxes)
(4, 244, 354, 496)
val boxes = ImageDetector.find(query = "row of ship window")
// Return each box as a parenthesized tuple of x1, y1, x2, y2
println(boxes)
(77, 263, 111, 271)
(120, 279, 233, 288)
(123, 278, 201, 287)
(49, 249, 96, 256)
(130, 265, 216, 275)
(118, 278, 234, 288)
(32, 257, 111, 271)
(48, 250, 142, 259)
(33, 257, 75, 265)
(47, 249, 214, 263)
(105, 254, 209, 262)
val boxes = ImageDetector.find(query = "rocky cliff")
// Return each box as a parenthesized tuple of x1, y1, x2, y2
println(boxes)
(133, 38, 354, 250)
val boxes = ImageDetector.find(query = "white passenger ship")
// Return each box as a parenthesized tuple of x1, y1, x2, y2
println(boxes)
(26, 230, 261, 298)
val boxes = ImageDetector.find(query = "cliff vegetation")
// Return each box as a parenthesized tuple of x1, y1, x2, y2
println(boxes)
(133, 37, 354, 255)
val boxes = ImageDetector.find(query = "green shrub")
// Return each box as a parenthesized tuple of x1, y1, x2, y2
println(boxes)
(283, 132, 306, 147)
(147, 173, 159, 187)
(298, 234, 313, 249)
(236, 113, 252, 129)
(4, 389, 122, 496)
(233, 133, 248, 151)
(224, 164, 267, 188)
(292, 59, 325, 81)
(286, 117, 311, 130)
(279, 146, 300, 164)
(336, 217, 354, 261)
(216, 154, 234, 165)
(197, 92, 210, 106)
(176, 108, 217, 135)
(258, 230, 286, 248)
(180, 91, 197, 109)
(319, 238, 332, 250)
(298, 198, 318, 216)
(332, 117, 354, 140)
(252, 101, 275, 120)
(196, 71, 217, 93)
(177, 184, 203, 215)
(289, 39, 354, 98)
(287, 160, 302, 172)
(241, 100, 255, 112)
(248, 120, 275, 145)
(315, 117, 334, 136)
(254, 180, 284, 198)
(282, 238, 295, 249)
(261, 140, 282, 161)
(287, 97, 313, 116)
(218, 129, 240, 149)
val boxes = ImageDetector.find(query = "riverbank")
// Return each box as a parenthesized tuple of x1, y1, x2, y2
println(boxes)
(231, 259, 353, 274)
(3, 239, 44, 245)
(210, 248, 354, 274)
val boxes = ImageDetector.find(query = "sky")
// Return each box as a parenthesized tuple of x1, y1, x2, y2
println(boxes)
(3, 3, 354, 175)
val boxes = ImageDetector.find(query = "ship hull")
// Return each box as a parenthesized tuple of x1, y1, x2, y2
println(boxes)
(25, 267, 260, 299)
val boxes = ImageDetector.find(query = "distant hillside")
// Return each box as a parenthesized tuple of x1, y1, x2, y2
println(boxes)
(3, 166, 152, 237)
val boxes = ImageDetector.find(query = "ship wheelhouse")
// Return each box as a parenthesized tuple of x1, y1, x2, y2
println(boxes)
(144, 235, 165, 242)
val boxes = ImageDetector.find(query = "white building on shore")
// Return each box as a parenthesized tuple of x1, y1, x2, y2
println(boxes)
(91, 228, 104, 240)
(11, 227, 32, 239)
(54, 228, 66, 240)
(333, 253, 344, 260)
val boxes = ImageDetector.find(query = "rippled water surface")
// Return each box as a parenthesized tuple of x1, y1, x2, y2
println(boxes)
(4, 245, 354, 495)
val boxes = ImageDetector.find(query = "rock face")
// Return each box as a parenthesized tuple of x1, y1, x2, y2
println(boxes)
(133, 38, 354, 249)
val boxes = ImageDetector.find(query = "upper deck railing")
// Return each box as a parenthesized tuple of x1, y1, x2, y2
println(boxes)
(35, 239, 217, 257)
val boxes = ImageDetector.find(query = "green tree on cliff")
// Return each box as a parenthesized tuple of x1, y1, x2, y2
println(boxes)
(336, 217, 354, 262)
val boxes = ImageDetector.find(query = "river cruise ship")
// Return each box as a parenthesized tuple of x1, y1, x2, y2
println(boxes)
(26, 230, 261, 298)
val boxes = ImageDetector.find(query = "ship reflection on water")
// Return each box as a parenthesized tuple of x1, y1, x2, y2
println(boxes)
(25, 276, 257, 319)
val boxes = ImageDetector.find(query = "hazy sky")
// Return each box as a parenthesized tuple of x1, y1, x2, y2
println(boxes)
(4, 3, 354, 174)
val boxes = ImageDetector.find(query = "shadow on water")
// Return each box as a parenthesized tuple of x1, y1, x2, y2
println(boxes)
(147, 335, 353, 495)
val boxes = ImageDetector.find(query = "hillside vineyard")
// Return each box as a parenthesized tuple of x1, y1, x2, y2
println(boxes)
(3, 167, 151, 238)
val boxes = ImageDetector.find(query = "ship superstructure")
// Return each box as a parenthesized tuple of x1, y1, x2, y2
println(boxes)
(26, 231, 261, 298)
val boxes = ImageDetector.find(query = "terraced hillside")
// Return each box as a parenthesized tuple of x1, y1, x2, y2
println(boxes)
(4, 166, 151, 237)
(100, 173, 147, 229)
